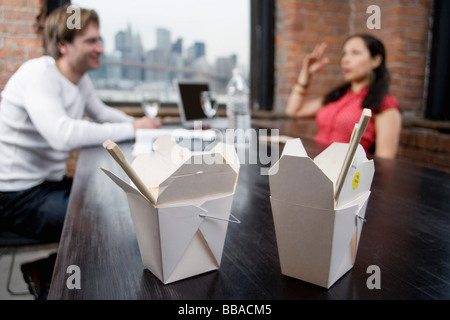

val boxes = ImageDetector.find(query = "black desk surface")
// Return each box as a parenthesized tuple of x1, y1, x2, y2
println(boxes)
(48, 134, 450, 300)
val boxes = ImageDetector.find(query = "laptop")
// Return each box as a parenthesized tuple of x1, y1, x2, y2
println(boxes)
(176, 80, 228, 130)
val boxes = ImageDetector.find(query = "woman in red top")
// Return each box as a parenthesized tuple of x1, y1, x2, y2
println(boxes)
(285, 34, 401, 159)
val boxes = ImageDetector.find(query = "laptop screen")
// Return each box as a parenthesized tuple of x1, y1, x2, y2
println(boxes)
(177, 82, 210, 121)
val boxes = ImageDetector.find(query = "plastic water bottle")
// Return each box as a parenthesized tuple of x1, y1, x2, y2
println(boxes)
(226, 68, 251, 132)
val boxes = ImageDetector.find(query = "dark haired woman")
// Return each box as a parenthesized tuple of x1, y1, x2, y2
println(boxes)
(285, 34, 401, 159)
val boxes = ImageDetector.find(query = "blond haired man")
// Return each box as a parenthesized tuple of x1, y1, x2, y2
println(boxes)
(0, 5, 158, 243)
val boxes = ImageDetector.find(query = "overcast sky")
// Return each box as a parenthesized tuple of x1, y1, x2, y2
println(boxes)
(72, 0, 250, 68)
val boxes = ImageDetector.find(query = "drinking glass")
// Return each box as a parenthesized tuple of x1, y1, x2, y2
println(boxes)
(141, 92, 159, 119)
(200, 91, 218, 118)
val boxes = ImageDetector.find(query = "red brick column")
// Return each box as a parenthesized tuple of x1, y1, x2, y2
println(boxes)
(0, 0, 44, 91)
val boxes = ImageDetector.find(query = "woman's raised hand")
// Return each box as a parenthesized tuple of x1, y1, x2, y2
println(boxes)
(298, 42, 330, 85)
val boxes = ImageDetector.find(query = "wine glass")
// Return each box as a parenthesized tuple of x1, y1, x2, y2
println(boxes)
(141, 92, 159, 119)
(200, 91, 218, 118)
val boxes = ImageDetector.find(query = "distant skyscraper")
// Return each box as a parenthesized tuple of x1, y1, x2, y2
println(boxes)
(169, 38, 183, 82)
(215, 55, 236, 87)
(114, 24, 144, 81)
(156, 28, 171, 52)
(187, 42, 205, 61)
(172, 38, 182, 55)
(144, 28, 171, 83)
(115, 31, 127, 53)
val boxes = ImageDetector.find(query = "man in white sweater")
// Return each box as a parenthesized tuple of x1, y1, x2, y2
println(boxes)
(0, 6, 159, 243)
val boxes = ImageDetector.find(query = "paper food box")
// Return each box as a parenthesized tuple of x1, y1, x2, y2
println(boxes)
(269, 138, 374, 288)
(101, 135, 240, 284)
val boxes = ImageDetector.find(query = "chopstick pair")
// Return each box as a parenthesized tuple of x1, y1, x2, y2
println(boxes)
(334, 108, 372, 203)
(103, 140, 156, 204)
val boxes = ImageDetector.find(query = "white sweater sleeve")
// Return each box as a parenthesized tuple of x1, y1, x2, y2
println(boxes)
(24, 74, 135, 152)
(83, 76, 136, 123)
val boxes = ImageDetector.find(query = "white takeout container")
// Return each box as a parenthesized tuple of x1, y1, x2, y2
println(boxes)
(269, 138, 374, 288)
(101, 135, 240, 284)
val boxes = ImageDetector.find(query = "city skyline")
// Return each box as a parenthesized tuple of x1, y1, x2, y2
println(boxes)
(72, 0, 250, 71)
(90, 23, 240, 103)
(110, 23, 239, 71)
(95, 24, 239, 84)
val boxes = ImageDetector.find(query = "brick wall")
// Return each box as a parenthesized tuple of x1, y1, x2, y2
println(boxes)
(398, 126, 450, 172)
(274, 0, 433, 115)
(0, 0, 44, 91)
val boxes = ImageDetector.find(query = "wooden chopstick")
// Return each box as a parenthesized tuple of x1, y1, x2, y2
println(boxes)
(103, 139, 156, 204)
(334, 109, 372, 203)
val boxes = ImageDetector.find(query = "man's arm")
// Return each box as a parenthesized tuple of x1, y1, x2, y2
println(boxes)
(82, 75, 135, 123)
(24, 76, 135, 152)
(82, 75, 161, 129)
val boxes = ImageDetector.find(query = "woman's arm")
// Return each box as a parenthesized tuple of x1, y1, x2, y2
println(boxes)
(374, 108, 402, 159)
(285, 42, 329, 118)
(286, 92, 323, 118)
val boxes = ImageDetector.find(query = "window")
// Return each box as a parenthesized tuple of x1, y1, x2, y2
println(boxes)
(425, 0, 450, 120)
(72, 0, 250, 105)
(250, 0, 274, 111)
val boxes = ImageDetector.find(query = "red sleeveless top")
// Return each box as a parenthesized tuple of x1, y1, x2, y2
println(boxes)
(314, 87, 399, 154)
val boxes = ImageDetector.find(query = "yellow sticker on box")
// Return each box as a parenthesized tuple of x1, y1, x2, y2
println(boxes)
(352, 172, 360, 190)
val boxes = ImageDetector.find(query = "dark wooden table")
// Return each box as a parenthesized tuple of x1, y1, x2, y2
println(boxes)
(48, 124, 450, 300)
